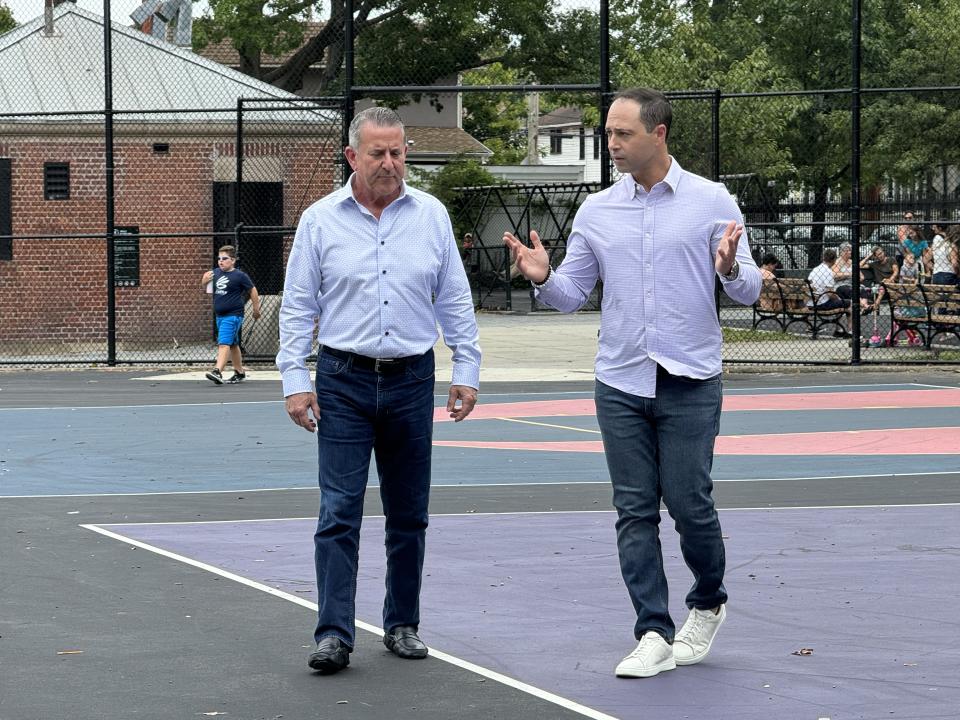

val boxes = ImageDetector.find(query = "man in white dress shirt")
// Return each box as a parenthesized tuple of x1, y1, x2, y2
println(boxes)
(278, 106, 481, 674)
(505, 88, 761, 678)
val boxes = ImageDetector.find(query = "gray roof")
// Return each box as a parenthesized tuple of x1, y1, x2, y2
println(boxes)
(0, 4, 334, 124)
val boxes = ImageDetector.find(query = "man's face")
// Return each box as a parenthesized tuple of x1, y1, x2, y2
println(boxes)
(604, 98, 666, 177)
(345, 122, 406, 202)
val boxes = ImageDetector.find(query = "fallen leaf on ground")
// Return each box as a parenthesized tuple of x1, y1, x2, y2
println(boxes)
(56, 650, 84, 655)
(791, 648, 814, 656)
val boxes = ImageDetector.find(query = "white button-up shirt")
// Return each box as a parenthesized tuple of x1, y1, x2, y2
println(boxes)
(277, 177, 481, 397)
(535, 158, 761, 398)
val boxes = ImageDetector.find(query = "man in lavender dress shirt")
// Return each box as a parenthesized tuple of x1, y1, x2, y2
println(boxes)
(278, 107, 481, 675)
(505, 88, 761, 678)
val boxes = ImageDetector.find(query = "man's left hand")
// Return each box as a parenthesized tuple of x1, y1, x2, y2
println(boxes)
(715, 220, 744, 276)
(447, 385, 477, 422)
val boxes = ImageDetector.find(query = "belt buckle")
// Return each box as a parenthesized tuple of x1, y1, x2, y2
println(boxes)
(374, 358, 388, 373)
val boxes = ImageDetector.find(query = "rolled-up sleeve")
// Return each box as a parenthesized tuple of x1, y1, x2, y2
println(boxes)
(277, 211, 323, 397)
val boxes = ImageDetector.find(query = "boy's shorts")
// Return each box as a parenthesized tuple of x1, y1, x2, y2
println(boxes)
(216, 315, 242, 346)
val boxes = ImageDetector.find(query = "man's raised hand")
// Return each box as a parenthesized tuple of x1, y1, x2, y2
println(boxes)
(503, 230, 550, 284)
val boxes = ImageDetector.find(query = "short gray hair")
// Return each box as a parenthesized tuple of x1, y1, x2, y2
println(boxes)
(348, 107, 405, 149)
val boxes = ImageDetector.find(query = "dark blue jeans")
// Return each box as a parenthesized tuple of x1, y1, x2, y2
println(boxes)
(312, 348, 435, 648)
(594, 368, 727, 643)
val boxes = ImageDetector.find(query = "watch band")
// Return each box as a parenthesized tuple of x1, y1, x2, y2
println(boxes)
(722, 260, 740, 281)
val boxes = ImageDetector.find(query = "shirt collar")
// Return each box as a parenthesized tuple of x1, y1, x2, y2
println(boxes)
(624, 156, 684, 198)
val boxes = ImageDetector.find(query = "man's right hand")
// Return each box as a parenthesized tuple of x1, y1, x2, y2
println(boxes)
(503, 230, 550, 284)
(286, 391, 321, 432)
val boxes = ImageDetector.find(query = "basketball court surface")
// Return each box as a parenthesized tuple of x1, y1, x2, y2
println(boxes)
(2, 368, 959, 720)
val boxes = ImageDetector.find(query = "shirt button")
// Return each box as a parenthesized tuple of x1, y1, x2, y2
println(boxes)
(385, 331, 390, 336)
(382, 270, 386, 274)
(380, 241, 385, 245)
(384, 300, 389, 305)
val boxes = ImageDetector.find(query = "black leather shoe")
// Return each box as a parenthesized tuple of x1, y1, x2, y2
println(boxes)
(308, 637, 351, 674)
(383, 625, 428, 659)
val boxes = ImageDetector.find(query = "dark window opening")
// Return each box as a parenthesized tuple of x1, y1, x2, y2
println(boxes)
(152, 143, 170, 154)
(44, 162, 70, 200)
(579, 128, 585, 160)
(549, 128, 563, 155)
(0, 158, 11, 261)
(593, 127, 601, 160)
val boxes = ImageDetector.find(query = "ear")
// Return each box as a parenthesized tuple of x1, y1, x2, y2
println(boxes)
(344, 145, 358, 171)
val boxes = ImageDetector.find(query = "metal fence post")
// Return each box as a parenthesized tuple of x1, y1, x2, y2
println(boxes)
(599, 0, 611, 190)
(849, 0, 863, 363)
(103, 0, 116, 365)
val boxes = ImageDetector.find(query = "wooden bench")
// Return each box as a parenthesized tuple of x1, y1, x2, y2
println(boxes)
(751, 277, 847, 338)
(880, 282, 960, 348)
(922, 283, 960, 347)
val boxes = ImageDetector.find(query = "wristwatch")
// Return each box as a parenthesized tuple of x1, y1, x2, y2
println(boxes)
(721, 260, 740, 281)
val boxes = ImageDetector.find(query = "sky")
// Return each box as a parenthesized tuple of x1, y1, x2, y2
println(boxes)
(3, 1, 210, 25)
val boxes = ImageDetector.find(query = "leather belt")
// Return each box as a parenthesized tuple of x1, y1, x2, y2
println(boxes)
(320, 346, 419, 375)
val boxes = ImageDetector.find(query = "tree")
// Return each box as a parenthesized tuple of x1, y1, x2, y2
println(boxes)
(0, 2, 15, 35)
(194, 0, 561, 95)
(407, 156, 500, 239)
(616, 0, 960, 261)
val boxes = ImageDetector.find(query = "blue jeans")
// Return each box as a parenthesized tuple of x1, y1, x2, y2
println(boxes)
(312, 348, 435, 648)
(594, 368, 726, 642)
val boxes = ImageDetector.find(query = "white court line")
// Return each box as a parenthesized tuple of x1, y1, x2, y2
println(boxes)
(89, 500, 960, 528)
(0, 391, 596, 413)
(5, 382, 953, 413)
(80, 523, 619, 720)
(5, 469, 960, 499)
(0, 400, 285, 412)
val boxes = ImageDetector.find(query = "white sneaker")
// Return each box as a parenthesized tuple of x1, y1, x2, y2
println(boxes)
(614, 631, 676, 678)
(673, 604, 726, 666)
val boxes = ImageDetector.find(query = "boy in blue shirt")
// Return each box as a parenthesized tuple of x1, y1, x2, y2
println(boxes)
(201, 245, 261, 384)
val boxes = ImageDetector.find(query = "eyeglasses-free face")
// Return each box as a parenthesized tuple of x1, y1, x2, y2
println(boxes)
(218, 256, 233, 261)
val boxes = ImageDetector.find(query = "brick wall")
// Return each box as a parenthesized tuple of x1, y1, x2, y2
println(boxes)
(0, 133, 336, 346)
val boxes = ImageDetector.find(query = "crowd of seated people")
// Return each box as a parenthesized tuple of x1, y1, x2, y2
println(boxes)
(755, 216, 960, 340)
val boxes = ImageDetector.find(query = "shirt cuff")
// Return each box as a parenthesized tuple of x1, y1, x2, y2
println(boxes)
(281, 370, 314, 398)
(451, 362, 480, 390)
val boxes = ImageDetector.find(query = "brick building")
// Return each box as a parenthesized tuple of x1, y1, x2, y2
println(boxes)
(0, 5, 339, 358)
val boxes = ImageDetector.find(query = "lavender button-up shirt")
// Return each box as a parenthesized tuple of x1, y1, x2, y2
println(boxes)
(536, 158, 761, 398)
(277, 178, 481, 397)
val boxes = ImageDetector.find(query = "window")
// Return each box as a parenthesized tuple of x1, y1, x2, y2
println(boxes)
(593, 126, 601, 159)
(579, 128, 585, 161)
(0, 158, 11, 261)
(44, 162, 70, 200)
(113, 226, 140, 286)
(549, 128, 563, 155)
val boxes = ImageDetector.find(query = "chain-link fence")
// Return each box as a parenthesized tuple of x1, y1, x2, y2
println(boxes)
(1, 1, 958, 366)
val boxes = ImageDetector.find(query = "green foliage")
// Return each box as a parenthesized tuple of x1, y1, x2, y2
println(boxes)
(408, 157, 500, 238)
(461, 64, 529, 165)
(0, 2, 15, 34)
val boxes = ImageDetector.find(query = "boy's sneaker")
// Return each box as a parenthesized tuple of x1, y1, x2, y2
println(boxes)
(614, 631, 676, 678)
(226, 372, 246, 384)
(205, 368, 223, 385)
(673, 605, 726, 666)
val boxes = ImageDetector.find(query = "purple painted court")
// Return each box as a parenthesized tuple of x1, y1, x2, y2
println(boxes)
(101, 504, 960, 720)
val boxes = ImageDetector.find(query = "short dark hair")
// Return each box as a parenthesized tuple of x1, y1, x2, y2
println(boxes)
(822, 248, 837, 264)
(613, 87, 672, 139)
(760, 252, 780, 267)
(218, 245, 236, 258)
